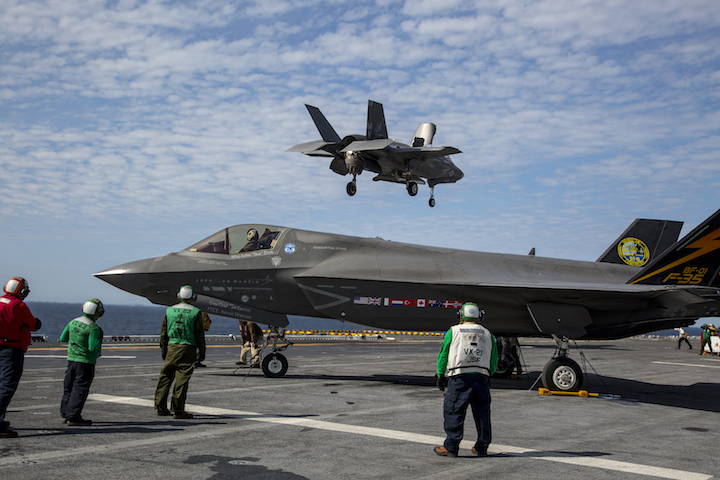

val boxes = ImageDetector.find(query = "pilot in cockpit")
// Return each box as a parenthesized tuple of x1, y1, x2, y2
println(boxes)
(239, 229, 259, 252)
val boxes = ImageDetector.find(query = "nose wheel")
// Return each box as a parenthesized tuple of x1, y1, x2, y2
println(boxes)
(346, 176, 357, 196)
(429, 187, 436, 207)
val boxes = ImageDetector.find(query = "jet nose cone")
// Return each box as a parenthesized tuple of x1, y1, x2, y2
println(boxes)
(94, 258, 156, 297)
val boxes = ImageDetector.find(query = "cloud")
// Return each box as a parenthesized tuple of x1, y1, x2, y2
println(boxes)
(0, 0, 719, 303)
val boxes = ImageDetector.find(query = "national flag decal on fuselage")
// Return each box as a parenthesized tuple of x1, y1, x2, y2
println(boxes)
(353, 297, 462, 308)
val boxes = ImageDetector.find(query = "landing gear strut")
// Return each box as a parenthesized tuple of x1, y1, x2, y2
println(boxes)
(260, 326, 293, 378)
(540, 335, 583, 392)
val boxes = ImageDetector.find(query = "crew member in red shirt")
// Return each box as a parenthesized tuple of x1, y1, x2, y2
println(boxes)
(0, 277, 41, 438)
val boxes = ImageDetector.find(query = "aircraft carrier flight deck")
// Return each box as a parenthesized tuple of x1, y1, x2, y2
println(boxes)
(2, 336, 718, 480)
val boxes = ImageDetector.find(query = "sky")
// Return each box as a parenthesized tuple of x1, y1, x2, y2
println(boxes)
(1, 0, 719, 306)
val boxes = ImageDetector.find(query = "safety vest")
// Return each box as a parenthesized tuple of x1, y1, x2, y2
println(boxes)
(0, 295, 38, 352)
(446, 323, 494, 377)
(166, 303, 199, 346)
(64, 316, 103, 364)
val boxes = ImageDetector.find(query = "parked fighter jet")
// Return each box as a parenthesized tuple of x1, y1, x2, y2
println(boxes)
(94, 209, 720, 391)
(287, 100, 463, 207)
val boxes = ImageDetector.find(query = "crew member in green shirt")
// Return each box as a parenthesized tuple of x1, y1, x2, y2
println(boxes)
(154, 286, 206, 419)
(60, 299, 104, 426)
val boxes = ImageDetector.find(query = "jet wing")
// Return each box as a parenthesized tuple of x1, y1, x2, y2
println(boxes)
(341, 140, 461, 159)
(286, 140, 334, 156)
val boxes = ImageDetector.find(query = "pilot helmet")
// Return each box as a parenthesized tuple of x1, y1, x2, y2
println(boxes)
(82, 299, 105, 320)
(458, 302, 484, 322)
(247, 229, 258, 241)
(4, 277, 30, 300)
(178, 285, 197, 302)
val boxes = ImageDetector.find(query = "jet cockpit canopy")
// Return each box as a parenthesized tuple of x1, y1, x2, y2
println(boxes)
(187, 225, 286, 255)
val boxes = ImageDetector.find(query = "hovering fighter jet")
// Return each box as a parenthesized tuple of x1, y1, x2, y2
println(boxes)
(94, 209, 720, 391)
(287, 100, 463, 207)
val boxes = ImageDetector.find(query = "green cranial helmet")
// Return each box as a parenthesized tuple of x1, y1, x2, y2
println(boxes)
(178, 285, 197, 302)
(82, 299, 105, 319)
(459, 302, 484, 322)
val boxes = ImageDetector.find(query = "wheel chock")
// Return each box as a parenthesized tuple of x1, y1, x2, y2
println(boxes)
(538, 388, 598, 397)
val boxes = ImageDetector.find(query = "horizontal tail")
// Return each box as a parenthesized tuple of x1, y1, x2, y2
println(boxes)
(629, 208, 720, 287)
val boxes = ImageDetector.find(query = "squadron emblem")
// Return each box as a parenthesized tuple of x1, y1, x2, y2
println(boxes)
(618, 237, 650, 266)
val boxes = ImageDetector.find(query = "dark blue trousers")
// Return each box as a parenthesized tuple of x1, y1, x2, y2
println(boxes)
(60, 361, 96, 421)
(443, 374, 491, 455)
(0, 346, 24, 427)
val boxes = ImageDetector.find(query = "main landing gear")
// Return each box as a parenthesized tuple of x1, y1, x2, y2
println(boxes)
(406, 181, 418, 196)
(540, 335, 583, 392)
(260, 326, 293, 378)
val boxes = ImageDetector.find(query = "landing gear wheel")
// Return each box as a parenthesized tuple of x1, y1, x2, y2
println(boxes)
(541, 357, 582, 392)
(493, 357, 517, 379)
(407, 181, 418, 196)
(429, 198, 436, 207)
(346, 181, 357, 196)
(262, 353, 289, 378)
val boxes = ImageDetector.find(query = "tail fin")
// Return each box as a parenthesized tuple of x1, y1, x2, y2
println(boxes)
(629, 208, 720, 286)
(366, 100, 388, 140)
(305, 105, 341, 143)
(597, 219, 683, 266)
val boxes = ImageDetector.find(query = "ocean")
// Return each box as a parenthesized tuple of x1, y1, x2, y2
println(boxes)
(25, 302, 374, 341)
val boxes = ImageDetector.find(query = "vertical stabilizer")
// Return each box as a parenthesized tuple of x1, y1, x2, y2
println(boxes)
(366, 100, 388, 140)
(305, 105, 341, 143)
(597, 219, 683, 267)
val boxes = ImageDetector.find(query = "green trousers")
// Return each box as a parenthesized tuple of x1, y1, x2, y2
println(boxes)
(154, 344, 196, 413)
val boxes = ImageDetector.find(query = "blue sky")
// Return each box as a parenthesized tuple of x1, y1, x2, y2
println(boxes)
(1, 0, 719, 305)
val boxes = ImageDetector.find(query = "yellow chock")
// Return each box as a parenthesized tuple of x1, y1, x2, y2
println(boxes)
(538, 388, 598, 397)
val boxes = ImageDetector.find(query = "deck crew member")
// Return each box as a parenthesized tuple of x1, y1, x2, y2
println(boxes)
(154, 286, 206, 419)
(60, 299, 105, 426)
(434, 302, 497, 457)
(236, 321, 263, 367)
(0, 277, 41, 438)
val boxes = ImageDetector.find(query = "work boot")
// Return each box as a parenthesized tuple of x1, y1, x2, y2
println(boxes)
(1, 420, 9, 429)
(194, 362, 206, 368)
(66, 417, 92, 426)
(173, 412, 193, 419)
(471, 446, 488, 457)
(156, 407, 172, 416)
(433, 446, 457, 457)
(0, 428, 18, 438)
(235, 361, 246, 366)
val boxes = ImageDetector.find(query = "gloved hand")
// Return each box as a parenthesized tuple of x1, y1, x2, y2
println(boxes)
(161, 349, 167, 361)
(34, 318, 42, 329)
(435, 374, 448, 391)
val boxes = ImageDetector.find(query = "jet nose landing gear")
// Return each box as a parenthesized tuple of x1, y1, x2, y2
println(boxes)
(260, 326, 293, 378)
